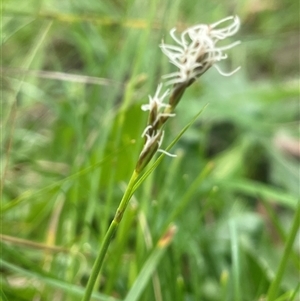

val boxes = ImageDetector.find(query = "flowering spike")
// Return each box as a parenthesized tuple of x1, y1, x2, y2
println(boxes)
(160, 16, 241, 86)
(135, 129, 162, 173)
(142, 83, 175, 130)
(141, 84, 171, 115)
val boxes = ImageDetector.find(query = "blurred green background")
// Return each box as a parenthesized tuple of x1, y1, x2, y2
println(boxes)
(1, 0, 299, 300)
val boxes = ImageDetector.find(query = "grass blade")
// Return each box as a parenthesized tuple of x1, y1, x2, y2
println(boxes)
(123, 225, 177, 301)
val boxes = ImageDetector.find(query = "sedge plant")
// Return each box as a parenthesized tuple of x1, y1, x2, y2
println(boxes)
(82, 15, 241, 301)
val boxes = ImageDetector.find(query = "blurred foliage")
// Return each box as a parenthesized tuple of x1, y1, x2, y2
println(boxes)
(1, 0, 299, 300)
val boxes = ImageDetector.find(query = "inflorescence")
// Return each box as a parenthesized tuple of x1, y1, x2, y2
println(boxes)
(136, 16, 241, 173)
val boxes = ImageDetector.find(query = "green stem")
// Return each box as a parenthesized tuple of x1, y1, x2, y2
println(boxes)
(81, 170, 139, 301)
(267, 203, 300, 301)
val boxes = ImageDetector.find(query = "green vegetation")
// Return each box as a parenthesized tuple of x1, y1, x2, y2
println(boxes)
(1, 0, 299, 301)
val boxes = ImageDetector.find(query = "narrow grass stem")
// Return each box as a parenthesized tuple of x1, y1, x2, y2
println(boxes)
(267, 204, 300, 301)
(81, 170, 139, 301)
